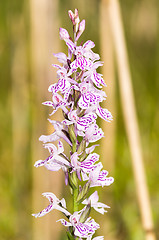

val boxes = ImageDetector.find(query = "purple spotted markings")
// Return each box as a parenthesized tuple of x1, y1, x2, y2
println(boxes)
(32, 9, 114, 240)
(58, 210, 100, 238)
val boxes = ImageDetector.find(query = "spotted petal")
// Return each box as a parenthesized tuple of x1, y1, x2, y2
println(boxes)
(34, 155, 54, 168)
(83, 40, 95, 50)
(74, 219, 100, 238)
(32, 192, 70, 218)
(78, 92, 99, 109)
(85, 124, 104, 143)
(90, 168, 114, 188)
(77, 112, 97, 131)
(91, 72, 106, 88)
(96, 106, 113, 122)
(80, 153, 99, 173)
(65, 39, 76, 53)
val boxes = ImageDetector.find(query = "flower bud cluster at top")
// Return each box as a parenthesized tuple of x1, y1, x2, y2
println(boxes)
(32, 9, 114, 240)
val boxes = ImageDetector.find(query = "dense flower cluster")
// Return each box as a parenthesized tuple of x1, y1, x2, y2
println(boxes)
(32, 9, 114, 240)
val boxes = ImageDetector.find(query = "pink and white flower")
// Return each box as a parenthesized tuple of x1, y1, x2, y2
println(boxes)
(83, 123, 104, 143)
(42, 93, 69, 116)
(64, 39, 100, 71)
(83, 61, 106, 88)
(71, 152, 100, 180)
(32, 192, 71, 218)
(82, 191, 110, 214)
(62, 110, 97, 132)
(89, 165, 114, 188)
(96, 105, 113, 122)
(58, 211, 100, 238)
(78, 82, 106, 109)
(34, 141, 70, 171)
(39, 120, 72, 146)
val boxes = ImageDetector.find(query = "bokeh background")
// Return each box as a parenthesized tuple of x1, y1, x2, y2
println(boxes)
(0, 0, 159, 240)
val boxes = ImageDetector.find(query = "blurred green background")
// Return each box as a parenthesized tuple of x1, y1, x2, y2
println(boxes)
(0, 0, 159, 240)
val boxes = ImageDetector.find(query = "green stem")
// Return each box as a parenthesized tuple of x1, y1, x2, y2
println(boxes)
(73, 187, 79, 212)
(72, 141, 77, 153)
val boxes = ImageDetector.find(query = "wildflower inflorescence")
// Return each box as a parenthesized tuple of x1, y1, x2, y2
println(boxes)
(32, 9, 114, 240)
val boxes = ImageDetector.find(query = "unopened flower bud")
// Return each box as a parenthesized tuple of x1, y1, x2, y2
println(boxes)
(68, 171, 78, 190)
(68, 9, 80, 24)
(68, 9, 80, 33)
(78, 151, 86, 162)
(74, 9, 80, 25)
(79, 204, 91, 223)
(68, 124, 77, 144)
(76, 181, 90, 204)
(59, 28, 70, 40)
(68, 10, 75, 25)
(77, 139, 86, 155)
(76, 19, 85, 41)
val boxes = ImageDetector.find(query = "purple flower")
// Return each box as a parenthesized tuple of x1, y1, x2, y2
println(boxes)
(82, 191, 110, 214)
(39, 120, 72, 146)
(62, 110, 97, 132)
(89, 165, 114, 188)
(96, 105, 113, 122)
(82, 61, 106, 88)
(49, 79, 70, 94)
(58, 211, 100, 238)
(32, 192, 71, 218)
(42, 93, 69, 116)
(78, 82, 106, 109)
(83, 123, 104, 143)
(71, 153, 100, 180)
(63, 84, 79, 102)
(80, 153, 99, 173)
(34, 141, 71, 171)
(64, 39, 99, 71)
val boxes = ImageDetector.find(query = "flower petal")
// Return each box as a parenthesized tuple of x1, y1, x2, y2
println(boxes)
(57, 218, 72, 227)
(83, 40, 95, 50)
(57, 141, 64, 154)
(77, 113, 97, 131)
(53, 52, 68, 65)
(39, 133, 60, 143)
(76, 19, 85, 41)
(65, 39, 76, 53)
(96, 106, 113, 122)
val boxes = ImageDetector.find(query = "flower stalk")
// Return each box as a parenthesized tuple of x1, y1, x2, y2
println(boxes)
(32, 9, 114, 240)
(73, 184, 79, 212)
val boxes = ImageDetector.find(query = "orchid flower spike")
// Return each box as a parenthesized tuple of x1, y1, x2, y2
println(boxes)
(32, 9, 114, 240)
